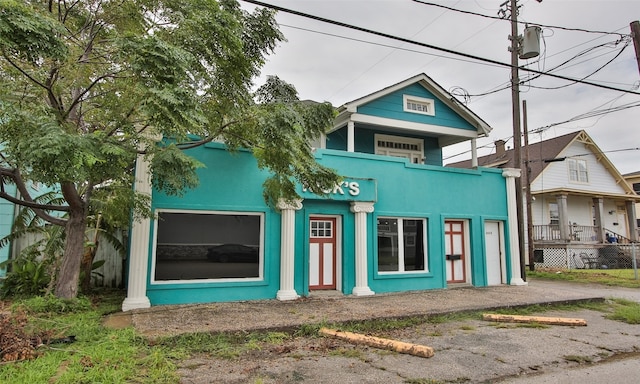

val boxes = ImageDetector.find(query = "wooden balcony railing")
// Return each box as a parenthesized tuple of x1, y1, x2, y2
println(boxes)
(532, 225, 599, 243)
(532, 225, 562, 241)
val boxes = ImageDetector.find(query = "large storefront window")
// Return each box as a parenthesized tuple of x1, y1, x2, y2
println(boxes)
(154, 211, 263, 281)
(377, 217, 426, 272)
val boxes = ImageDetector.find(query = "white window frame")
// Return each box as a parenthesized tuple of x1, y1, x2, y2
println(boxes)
(151, 209, 264, 284)
(374, 133, 424, 164)
(567, 158, 589, 183)
(549, 202, 559, 226)
(377, 217, 428, 274)
(403, 94, 435, 116)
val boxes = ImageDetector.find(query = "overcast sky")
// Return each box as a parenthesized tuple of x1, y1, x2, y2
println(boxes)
(242, 0, 640, 175)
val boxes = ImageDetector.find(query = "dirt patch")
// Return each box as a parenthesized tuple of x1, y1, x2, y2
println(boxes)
(102, 312, 132, 330)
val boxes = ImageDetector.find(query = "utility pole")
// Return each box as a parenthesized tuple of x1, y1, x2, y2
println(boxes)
(522, 100, 535, 271)
(631, 21, 640, 76)
(503, 0, 526, 280)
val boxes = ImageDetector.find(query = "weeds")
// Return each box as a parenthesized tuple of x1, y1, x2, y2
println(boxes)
(0, 293, 180, 383)
(563, 355, 593, 364)
(605, 298, 640, 324)
(527, 269, 640, 289)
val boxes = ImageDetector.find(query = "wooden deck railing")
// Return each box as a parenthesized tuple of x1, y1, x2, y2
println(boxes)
(532, 225, 633, 244)
(532, 225, 598, 243)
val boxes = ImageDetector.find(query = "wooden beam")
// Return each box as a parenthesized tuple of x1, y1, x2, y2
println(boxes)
(319, 327, 435, 358)
(482, 313, 587, 326)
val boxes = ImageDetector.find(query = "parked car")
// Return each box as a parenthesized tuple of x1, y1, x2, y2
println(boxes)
(206, 244, 259, 263)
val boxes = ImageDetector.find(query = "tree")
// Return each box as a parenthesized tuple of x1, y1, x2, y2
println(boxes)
(0, 0, 340, 299)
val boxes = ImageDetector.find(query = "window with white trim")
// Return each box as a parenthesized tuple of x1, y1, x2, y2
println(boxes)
(567, 158, 588, 183)
(403, 94, 435, 116)
(154, 211, 263, 281)
(377, 217, 427, 273)
(375, 134, 424, 164)
(549, 202, 559, 226)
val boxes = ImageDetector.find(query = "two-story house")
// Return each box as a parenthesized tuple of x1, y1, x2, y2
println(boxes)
(623, 171, 640, 238)
(122, 73, 527, 310)
(449, 130, 639, 270)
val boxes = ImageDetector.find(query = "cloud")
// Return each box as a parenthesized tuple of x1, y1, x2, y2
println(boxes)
(247, 0, 640, 174)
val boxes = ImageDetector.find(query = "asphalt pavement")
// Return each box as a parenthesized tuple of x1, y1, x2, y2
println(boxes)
(104, 278, 640, 383)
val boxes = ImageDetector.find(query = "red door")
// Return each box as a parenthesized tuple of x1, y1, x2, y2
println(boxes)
(445, 220, 466, 283)
(309, 217, 336, 290)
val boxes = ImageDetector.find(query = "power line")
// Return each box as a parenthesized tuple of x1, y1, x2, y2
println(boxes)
(444, 98, 640, 162)
(412, 0, 629, 38)
(241, 0, 640, 96)
(278, 23, 504, 69)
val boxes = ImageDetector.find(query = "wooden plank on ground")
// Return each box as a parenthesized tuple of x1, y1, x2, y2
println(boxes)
(319, 327, 435, 358)
(482, 313, 587, 326)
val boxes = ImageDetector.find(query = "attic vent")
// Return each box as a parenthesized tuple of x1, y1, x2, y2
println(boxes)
(403, 94, 435, 116)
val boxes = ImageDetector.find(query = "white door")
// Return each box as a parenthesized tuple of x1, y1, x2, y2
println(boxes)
(485, 221, 503, 286)
(616, 207, 628, 238)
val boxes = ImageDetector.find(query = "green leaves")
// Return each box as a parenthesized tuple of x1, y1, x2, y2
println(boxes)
(150, 144, 204, 196)
(0, 0, 68, 63)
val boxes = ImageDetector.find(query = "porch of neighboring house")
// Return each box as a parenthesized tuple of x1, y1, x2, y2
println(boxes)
(530, 192, 639, 270)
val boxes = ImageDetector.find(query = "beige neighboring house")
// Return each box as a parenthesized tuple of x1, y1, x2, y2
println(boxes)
(623, 171, 640, 238)
(448, 130, 640, 269)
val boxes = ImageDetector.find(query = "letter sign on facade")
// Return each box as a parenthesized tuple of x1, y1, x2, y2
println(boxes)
(299, 178, 376, 202)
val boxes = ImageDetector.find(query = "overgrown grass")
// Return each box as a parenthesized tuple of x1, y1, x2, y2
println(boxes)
(0, 292, 182, 384)
(157, 330, 293, 360)
(2, 289, 639, 383)
(606, 298, 640, 324)
(527, 268, 640, 288)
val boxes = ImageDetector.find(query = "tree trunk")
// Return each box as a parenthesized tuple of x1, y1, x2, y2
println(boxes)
(54, 208, 87, 299)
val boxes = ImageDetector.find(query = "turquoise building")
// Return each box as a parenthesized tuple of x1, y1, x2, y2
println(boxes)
(122, 74, 526, 310)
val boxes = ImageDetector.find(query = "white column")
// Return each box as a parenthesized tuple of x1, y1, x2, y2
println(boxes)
(471, 138, 478, 168)
(347, 120, 355, 153)
(350, 202, 375, 296)
(557, 194, 569, 241)
(276, 199, 303, 301)
(122, 154, 152, 311)
(502, 168, 527, 286)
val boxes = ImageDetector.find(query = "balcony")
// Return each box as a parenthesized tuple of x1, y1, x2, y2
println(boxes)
(533, 224, 632, 245)
(532, 224, 599, 243)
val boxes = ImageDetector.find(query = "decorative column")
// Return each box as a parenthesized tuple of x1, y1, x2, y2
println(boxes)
(122, 154, 152, 311)
(502, 169, 527, 285)
(593, 197, 605, 242)
(626, 200, 638, 242)
(347, 121, 355, 153)
(556, 194, 569, 241)
(276, 199, 303, 301)
(350, 202, 375, 296)
(471, 138, 478, 168)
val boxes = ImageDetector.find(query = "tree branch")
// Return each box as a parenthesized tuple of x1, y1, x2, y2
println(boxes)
(172, 120, 243, 151)
(0, 168, 69, 226)
(1, 50, 50, 91)
(62, 71, 121, 122)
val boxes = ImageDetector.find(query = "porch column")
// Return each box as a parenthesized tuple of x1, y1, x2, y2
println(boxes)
(276, 199, 303, 301)
(347, 120, 355, 153)
(626, 200, 638, 242)
(122, 154, 152, 311)
(593, 197, 605, 242)
(502, 169, 527, 285)
(556, 194, 569, 241)
(350, 201, 375, 296)
(471, 138, 478, 168)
